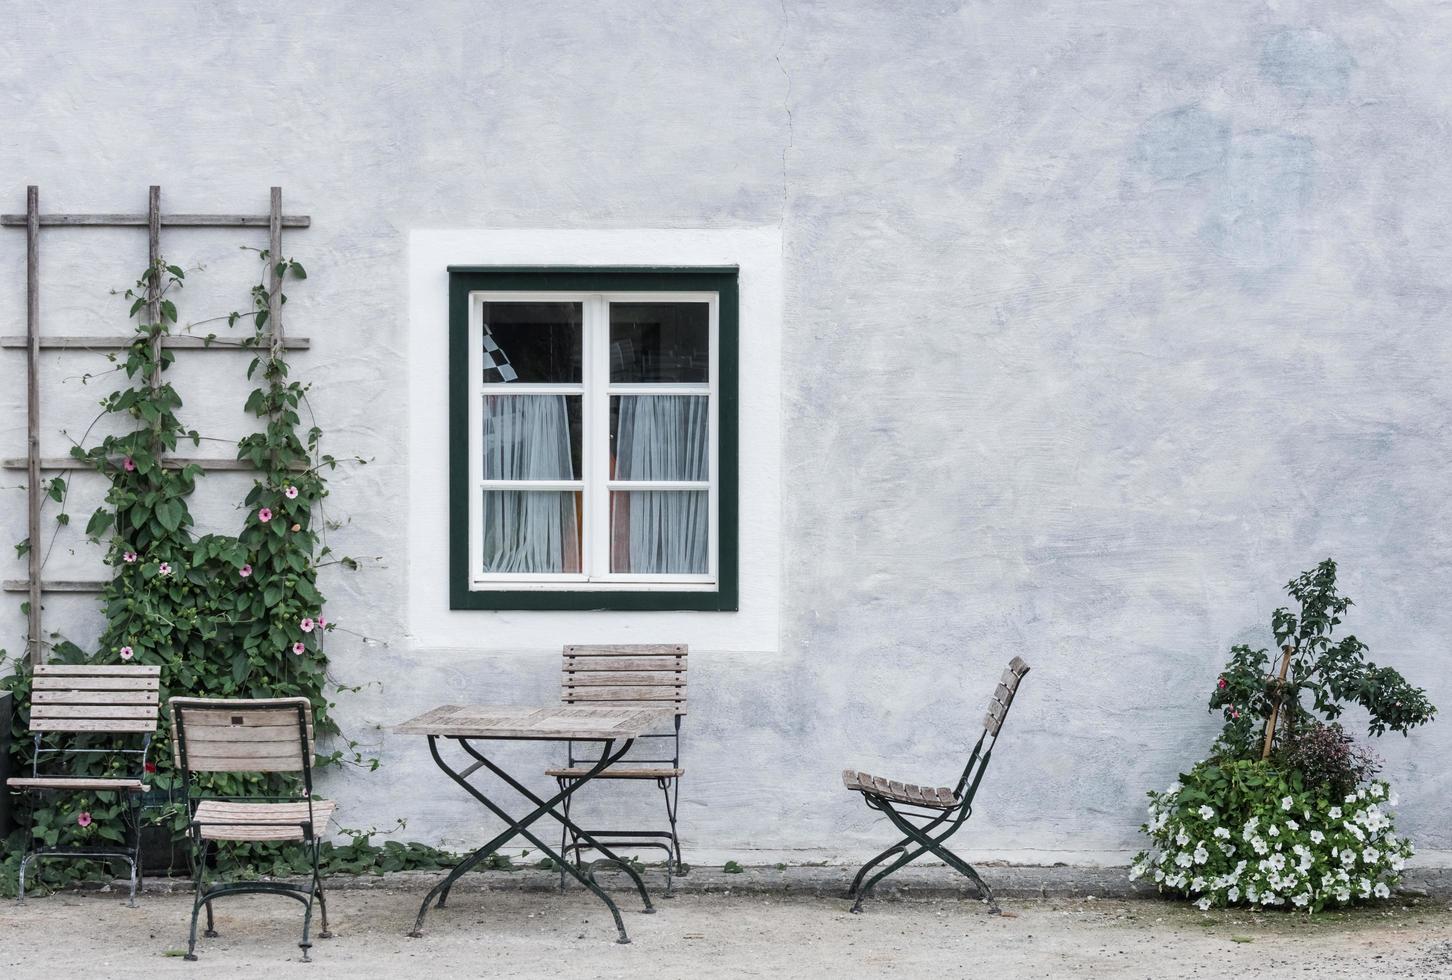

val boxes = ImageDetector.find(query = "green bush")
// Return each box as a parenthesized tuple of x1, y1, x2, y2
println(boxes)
(1134, 561, 1433, 911)
(1132, 758, 1410, 911)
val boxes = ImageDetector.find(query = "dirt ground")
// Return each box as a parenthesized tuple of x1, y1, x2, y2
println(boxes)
(2, 885, 1451, 979)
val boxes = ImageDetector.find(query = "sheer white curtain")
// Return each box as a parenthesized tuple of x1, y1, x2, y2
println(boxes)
(482, 396, 579, 573)
(612, 395, 708, 574)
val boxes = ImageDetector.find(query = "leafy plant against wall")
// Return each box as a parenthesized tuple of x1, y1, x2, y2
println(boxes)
(1208, 559, 1434, 760)
(1133, 559, 1435, 911)
(2, 254, 455, 893)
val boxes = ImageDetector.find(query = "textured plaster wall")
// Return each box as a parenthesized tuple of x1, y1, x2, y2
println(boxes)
(1, 1, 1449, 865)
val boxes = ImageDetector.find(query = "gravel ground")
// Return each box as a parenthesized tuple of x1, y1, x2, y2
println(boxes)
(2, 882, 1451, 979)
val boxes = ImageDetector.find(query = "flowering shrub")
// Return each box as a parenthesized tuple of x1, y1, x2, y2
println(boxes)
(1, 255, 454, 895)
(1132, 758, 1411, 911)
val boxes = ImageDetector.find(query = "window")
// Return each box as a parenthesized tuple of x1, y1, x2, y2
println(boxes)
(449, 268, 738, 610)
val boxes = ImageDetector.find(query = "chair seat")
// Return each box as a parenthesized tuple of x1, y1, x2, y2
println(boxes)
(842, 769, 959, 810)
(8, 776, 149, 793)
(193, 799, 336, 841)
(546, 766, 684, 779)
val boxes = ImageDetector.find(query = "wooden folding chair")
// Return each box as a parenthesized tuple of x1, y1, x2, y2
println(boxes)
(170, 697, 336, 962)
(545, 644, 687, 894)
(842, 656, 1030, 913)
(7, 664, 160, 906)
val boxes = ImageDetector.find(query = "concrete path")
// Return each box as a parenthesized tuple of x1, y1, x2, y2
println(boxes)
(2, 882, 1450, 978)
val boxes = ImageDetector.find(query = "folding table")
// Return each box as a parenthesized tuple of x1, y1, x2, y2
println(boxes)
(393, 704, 673, 943)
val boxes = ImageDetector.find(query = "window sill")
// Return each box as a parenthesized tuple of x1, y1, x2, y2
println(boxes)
(449, 585, 737, 612)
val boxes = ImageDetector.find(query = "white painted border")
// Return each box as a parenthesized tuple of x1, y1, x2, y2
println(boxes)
(406, 228, 783, 653)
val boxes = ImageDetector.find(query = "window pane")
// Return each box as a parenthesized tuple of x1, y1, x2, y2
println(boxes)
(482, 301, 582, 383)
(482, 490, 582, 573)
(611, 395, 708, 481)
(483, 395, 582, 480)
(610, 491, 708, 574)
(609, 302, 709, 383)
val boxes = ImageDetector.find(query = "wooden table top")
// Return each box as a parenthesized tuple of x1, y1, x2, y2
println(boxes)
(392, 704, 674, 741)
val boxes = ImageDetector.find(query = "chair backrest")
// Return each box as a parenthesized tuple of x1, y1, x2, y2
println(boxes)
(169, 697, 314, 773)
(983, 656, 1030, 739)
(28, 664, 161, 734)
(561, 644, 688, 716)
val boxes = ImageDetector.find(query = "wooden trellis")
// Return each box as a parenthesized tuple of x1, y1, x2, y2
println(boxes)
(2, 186, 312, 665)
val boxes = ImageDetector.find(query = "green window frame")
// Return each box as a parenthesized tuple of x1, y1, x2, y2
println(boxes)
(448, 266, 739, 611)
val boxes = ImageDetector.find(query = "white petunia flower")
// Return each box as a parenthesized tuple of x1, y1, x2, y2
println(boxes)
(1198, 805, 1215, 820)
(1373, 882, 1390, 899)
(1363, 847, 1380, 864)
(1286, 819, 1299, 832)
(1310, 830, 1325, 844)
(1176, 852, 1193, 868)
(1214, 827, 1231, 840)
(1370, 784, 1384, 799)
(1328, 807, 1342, 820)
(1281, 796, 1294, 811)
(1292, 892, 1310, 907)
(1196, 896, 1212, 911)
(1227, 885, 1240, 902)
(1193, 846, 1209, 865)
(1267, 824, 1280, 837)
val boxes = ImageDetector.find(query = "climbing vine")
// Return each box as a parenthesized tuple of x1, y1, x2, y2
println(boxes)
(2, 253, 452, 893)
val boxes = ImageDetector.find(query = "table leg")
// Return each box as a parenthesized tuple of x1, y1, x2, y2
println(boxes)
(410, 735, 641, 943)
(457, 738, 658, 915)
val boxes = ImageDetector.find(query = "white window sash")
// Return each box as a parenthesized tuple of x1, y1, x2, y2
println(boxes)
(469, 289, 719, 591)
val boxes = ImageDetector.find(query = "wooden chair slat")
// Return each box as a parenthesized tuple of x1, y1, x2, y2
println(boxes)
(564, 657, 686, 672)
(33, 675, 160, 691)
(564, 644, 687, 657)
(31, 690, 159, 705)
(563, 687, 685, 701)
(563, 672, 685, 686)
(8, 777, 148, 791)
(31, 704, 158, 719)
(31, 719, 156, 732)
(33, 665, 161, 677)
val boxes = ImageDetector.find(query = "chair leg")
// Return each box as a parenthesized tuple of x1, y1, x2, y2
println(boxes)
(125, 794, 142, 907)
(16, 851, 32, 905)
(184, 836, 206, 961)
(315, 842, 333, 940)
(877, 801, 1000, 914)
(204, 900, 217, 938)
(848, 842, 907, 900)
(558, 778, 570, 893)
(299, 842, 321, 961)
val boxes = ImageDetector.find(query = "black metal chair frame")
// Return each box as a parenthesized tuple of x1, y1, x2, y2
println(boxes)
(846, 657, 1030, 914)
(16, 734, 152, 907)
(556, 716, 684, 894)
(172, 699, 330, 962)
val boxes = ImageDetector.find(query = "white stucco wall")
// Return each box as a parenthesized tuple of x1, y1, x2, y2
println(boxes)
(1, 1, 1450, 866)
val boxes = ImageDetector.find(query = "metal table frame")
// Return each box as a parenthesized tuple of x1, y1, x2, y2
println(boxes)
(398, 706, 671, 945)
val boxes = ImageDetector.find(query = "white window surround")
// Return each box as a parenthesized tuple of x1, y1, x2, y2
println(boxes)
(469, 289, 720, 591)
(406, 228, 782, 653)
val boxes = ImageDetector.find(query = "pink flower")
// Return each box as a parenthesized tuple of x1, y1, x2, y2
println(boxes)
(318, 616, 328, 629)
(122, 457, 136, 472)
(77, 812, 92, 828)
(239, 564, 253, 578)
(122, 550, 137, 563)
(292, 642, 305, 656)
(119, 646, 133, 661)
(299, 617, 315, 633)
(284, 485, 299, 499)
(144, 761, 157, 774)
(1217, 677, 1227, 690)
(158, 562, 172, 576)
(258, 507, 273, 523)
(1230, 708, 1241, 720)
